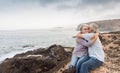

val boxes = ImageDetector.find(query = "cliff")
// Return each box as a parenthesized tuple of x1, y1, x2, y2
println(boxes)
(76, 19, 120, 32)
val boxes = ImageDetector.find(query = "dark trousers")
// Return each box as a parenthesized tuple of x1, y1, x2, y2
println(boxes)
(79, 57, 103, 73)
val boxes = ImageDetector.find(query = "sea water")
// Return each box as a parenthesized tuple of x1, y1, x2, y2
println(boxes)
(0, 28, 77, 63)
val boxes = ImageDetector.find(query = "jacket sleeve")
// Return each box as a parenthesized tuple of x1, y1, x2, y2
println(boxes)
(82, 40, 93, 47)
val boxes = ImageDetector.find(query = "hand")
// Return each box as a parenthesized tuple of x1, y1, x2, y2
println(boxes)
(95, 32, 99, 38)
(91, 32, 99, 40)
(95, 32, 99, 36)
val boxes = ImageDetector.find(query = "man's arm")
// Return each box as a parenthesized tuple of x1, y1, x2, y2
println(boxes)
(76, 32, 84, 38)
(76, 32, 99, 40)
(82, 34, 99, 47)
(82, 40, 93, 47)
(76, 32, 99, 47)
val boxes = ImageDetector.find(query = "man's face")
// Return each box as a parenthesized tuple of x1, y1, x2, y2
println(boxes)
(88, 27, 93, 33)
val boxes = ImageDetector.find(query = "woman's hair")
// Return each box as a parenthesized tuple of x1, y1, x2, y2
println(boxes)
(79, 23, 89, 31)
(89, 23, 99, 33)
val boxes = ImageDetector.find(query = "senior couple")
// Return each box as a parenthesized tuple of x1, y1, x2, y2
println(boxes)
(63, 23, 105, 73)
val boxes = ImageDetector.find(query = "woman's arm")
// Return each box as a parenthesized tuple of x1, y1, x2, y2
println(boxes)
(90, 33, 99, 43)
(90, 33, 99, 39)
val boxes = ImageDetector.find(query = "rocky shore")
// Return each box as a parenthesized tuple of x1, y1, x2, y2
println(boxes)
(0, 44, 73, 73)
(0, 31, 120, 73)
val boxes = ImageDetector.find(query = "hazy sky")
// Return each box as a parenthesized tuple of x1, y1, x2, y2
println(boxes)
(0, 0, 120, 30)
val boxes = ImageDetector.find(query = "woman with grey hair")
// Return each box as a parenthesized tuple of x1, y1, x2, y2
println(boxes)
(63, 24, 98, 73)
(76, 23, 104, 73)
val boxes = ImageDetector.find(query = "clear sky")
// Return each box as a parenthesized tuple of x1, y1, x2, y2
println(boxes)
(0, 0, 120, 30)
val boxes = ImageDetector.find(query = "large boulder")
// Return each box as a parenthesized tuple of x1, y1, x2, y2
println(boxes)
(0, 44, 72, 73)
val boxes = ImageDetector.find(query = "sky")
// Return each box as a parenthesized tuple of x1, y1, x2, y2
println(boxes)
(0, 0, 120, 30)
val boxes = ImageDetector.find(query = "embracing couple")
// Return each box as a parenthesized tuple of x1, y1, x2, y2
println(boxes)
(64, 23, 105, 73)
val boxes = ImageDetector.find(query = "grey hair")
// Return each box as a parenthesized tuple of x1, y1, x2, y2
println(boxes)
(79, 23, 89, 31)
(89, 23, 99, 33)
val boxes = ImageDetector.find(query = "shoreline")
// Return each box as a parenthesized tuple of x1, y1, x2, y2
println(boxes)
(0, 44, 73, 73)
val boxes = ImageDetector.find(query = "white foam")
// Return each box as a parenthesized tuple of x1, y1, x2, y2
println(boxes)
(0, 46, 40, 63)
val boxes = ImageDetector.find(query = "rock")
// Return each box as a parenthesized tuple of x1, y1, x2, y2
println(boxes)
(22, 45, 34, 48)
(0, 44, 72, 73)
(90, 66, 108, 73)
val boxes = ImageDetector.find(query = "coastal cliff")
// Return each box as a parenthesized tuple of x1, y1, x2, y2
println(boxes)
(0, 31, 120, 73)
(76, 19, 120, 32)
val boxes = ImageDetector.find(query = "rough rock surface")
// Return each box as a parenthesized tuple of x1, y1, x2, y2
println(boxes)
(0, 44, 72, 73)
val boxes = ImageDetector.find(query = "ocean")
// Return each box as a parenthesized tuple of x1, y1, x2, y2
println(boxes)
(0, 28, 77, 63)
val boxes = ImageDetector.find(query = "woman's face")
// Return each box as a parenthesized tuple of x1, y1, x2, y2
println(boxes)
(81, 26, 90, 33)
